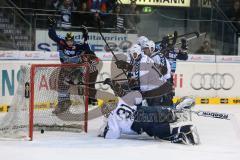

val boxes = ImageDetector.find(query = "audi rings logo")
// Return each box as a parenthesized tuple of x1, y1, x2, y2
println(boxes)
(191, 73, 235, 90)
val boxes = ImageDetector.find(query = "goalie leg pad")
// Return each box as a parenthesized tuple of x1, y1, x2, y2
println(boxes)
(170, 122, 200, 145)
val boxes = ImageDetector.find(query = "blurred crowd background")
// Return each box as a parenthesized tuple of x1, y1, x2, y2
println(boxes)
(0, 0, 239, 55)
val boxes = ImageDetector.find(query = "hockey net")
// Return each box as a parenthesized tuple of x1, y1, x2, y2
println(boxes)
(0, 64, 89, 140)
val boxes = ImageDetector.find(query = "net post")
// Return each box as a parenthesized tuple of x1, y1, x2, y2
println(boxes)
(29, 64, 35, 141)
(84, 65, 89, 133)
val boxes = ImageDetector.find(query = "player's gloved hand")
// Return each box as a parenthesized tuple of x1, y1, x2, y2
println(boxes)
(103, 78, 112, 86)
(175, 97, 195, 110)
(115, 60, 133, 70)
(48, 16, 56, 27)
(63, 77, 72, 85)
(181, 37, 188, 50)
(129, 78, 137, 86)
(81, 25, 89, 41)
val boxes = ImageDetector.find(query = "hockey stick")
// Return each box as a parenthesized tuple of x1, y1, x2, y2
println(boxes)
(175, 32, 207, 45)
(95, 14, 129, 79)
(65, 78, 128, 86)
(155, 31, 200, 44)
(191, 109, 240, 141)
(191, 110, 230, 120)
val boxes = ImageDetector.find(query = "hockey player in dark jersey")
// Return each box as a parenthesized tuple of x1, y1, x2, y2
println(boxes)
(48, 17, 99, 114)
(156, 33, 188, 107)
(158, 34, 188, 73)
(48, 17, 91, 64)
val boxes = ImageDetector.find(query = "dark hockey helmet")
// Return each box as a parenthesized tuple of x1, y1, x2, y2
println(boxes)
(65, 32, 74, 41)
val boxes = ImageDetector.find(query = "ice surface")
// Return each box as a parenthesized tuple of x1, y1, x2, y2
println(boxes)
(0, 105, 240, 160)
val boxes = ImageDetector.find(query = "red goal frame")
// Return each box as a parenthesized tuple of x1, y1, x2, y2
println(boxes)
(29, 64, 89, 141)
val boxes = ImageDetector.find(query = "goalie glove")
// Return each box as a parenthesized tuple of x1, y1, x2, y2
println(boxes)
(175, 97, 195, 110)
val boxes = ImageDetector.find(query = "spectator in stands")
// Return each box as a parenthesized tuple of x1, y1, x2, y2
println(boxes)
(108, 4, 126, 33)
(72, 0, 94, 27)
(124, 0, 140, 31)
(106, 0, 117, 13)
(227, 0, 240, 32)
(87, 0, 107, 13)
(52, 0, 77, 29)
(195, 40, 214, 55)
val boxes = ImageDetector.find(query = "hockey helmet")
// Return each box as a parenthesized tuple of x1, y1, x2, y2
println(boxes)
(129, 44, 142, 60)
(137, 36, 149, 48)
(65, 32, 74, 41)
(142, 40, 155, 53)
(149, 40, 155, 53)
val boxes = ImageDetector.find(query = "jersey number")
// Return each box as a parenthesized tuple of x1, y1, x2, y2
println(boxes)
(116, 104, 135, 120)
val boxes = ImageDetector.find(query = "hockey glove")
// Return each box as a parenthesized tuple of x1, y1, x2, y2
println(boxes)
(81, 25, 89, 41)
(103, 78, 112, 86)
(181, 38, 188, 50)
(115, 60, 133, 71)
(48, 16, 56, 27)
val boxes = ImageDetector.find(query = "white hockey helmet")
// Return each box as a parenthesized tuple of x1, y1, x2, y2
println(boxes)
(149, 40, 156, 53)
(142, 40, 155, 53)
(137, 36, 149, 48)
(129, 44, 142, 60)
(142, 40, 155, 57)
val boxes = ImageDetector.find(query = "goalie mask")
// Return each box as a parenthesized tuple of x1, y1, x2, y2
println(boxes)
(129, 44, 142, 60)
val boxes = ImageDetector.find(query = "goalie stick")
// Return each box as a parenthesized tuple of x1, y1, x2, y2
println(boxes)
(191, 110, 230, 120)
(191, 109, 240, 140)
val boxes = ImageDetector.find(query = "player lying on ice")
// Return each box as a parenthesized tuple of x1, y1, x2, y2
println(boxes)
(99, 90, 200, 145)
(99, 78, 200, 145)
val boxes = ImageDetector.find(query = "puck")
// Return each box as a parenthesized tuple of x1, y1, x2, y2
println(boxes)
(41, 129, 44, 134)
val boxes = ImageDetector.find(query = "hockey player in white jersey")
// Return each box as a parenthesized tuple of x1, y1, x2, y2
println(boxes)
(143, 40, 171, 82)
(99, 90, 200, 145)
(142, 40, 173, 106)
(115, 44, 162, 92)
(115, 43, 173, 105)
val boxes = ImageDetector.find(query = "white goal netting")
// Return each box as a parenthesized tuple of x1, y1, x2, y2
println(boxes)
(0, 64, 89, 140)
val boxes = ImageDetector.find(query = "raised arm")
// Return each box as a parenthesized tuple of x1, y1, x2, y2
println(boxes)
(47, 16, 66, 45)
(48, 27, 66, 45)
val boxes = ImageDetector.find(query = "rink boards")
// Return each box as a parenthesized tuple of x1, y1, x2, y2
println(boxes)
(0, 52, 240, 112)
